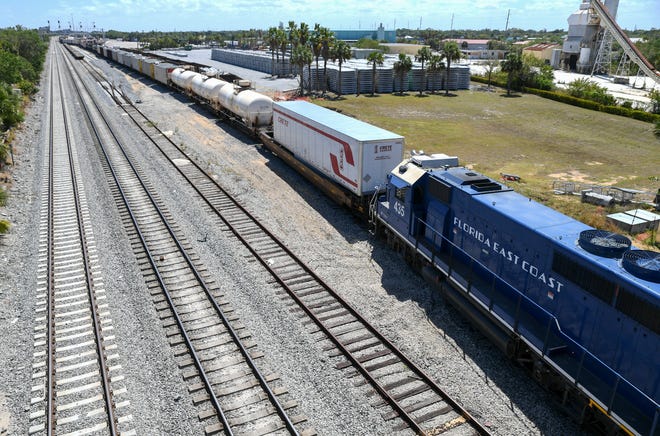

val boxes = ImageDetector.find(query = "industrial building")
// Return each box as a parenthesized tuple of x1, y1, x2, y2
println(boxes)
(561, 0, 659, 84)
(523, 43, 561, 65)
(333, 23, 396, 43)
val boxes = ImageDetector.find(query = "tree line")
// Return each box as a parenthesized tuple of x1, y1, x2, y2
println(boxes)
(0, 26, 48, 167)
(263, 22, 479, 98)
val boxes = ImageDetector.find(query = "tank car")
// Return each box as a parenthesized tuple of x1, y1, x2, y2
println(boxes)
(217, 84, 273, 129)
(374, 153, 659, 435)
(170, 68, 200, 94)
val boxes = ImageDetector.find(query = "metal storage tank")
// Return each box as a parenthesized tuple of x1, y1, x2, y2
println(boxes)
(218, 85, 273, 128)
(273, 100, 404, 196)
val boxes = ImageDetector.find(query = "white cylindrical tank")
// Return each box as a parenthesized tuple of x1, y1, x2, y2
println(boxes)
(197, 78, 230, 103)
(218, 86, 273, 128)
(578, 47, 591, 65)
(170, 68, 200, 92)
(190, 74, 209, 98)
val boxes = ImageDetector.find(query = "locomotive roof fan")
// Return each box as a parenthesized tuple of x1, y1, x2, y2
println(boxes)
(622, 250, 660, 283)
(578, 229, 631, 258)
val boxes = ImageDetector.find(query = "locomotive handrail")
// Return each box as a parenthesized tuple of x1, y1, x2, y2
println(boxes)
(413, 215, 659, 435)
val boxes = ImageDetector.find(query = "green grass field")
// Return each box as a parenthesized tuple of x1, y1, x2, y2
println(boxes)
(315, 89, 660, 245)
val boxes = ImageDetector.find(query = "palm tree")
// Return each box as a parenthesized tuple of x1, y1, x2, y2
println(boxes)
(441, 41, 462, 95)
(427, 54, 445, 93)
(331, 39, 352, 97)
(415, 46, 432, 95)
(501, 51, 523, 96)
(367, 51, 384, 96)
(291, 44, 313, 95)
(297, 22, 310, 47)
(393, 53, 412, 95)
(311, 24, 323, 92)
(320, 29, 335, 94)
(277, 28, 288, 77)
(297, 22, 312, 93)
(266, 26, 279, 77)
(287, 21, 297, 75)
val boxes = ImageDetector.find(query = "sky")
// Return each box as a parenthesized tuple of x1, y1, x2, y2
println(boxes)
(2, 0, 658, 33)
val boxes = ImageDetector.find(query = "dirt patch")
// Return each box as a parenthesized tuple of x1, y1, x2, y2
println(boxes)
(547, 170, 592, 183)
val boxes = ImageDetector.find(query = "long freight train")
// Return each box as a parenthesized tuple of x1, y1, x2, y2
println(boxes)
(67, 39, 660, 435)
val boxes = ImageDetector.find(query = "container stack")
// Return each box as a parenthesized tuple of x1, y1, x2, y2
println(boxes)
(211, 48, 290, 75)
(303, 67, 326, 92)
(392, 71, 410, 93)
(427, 70, 443, 92)
(326, 65, 357, 95)
(357, 69, 373, 95)
(376, 68, 394, 93)
(209, 49, 471, 94)
(410, 69, 425, 92)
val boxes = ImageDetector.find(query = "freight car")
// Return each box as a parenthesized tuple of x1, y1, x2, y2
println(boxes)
(374, 153, 660, 435)
(70, 41, 660, 434)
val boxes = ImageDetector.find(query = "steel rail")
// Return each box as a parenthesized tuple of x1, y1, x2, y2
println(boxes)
(66, 46, 299, 436)
(46, 41, 56, 436)
(57, 44, 119, 435)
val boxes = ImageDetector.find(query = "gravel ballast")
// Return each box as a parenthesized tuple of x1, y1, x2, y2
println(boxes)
(0, 44, 581, 435)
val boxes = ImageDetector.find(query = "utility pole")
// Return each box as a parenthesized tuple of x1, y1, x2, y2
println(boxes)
(450, 13, 454, 39)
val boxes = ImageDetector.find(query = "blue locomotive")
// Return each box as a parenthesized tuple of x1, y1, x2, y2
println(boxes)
(374, 153, 660, 435)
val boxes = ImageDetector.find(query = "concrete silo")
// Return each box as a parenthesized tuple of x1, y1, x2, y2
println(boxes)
(561, 0, 619, 73)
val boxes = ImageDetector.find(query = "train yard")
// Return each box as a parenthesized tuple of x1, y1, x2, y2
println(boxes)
(0, 38, 588, 435)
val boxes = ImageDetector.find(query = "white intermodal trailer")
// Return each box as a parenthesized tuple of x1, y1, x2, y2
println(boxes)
(272, 100, 404, 197)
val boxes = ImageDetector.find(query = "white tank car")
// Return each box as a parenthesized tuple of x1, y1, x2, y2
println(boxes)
(190, 74, 209, 98)
(218, 85, 273, 129)
(170, 68, 200, 93)
(195, 77, 230, 103)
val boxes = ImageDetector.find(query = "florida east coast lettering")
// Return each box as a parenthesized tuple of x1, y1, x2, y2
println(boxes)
(453, 217, 564, 296)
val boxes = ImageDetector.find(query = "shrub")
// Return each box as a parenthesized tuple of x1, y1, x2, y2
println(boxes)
(0, 219, 9, 234)
(566, 78, 616, 106)
(649, 89, 660, 114)
(0, 83, 23, 130)
(18, 79, 36, 96)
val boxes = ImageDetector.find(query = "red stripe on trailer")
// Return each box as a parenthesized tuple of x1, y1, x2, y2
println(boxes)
(273, 107, 355, 166)
(330, 154, 358, 187)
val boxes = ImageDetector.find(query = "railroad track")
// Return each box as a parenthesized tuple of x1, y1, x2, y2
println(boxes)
(62, 44, 308, 435)
(80, 51, 493, 435)
(29, 43, 132, 435)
